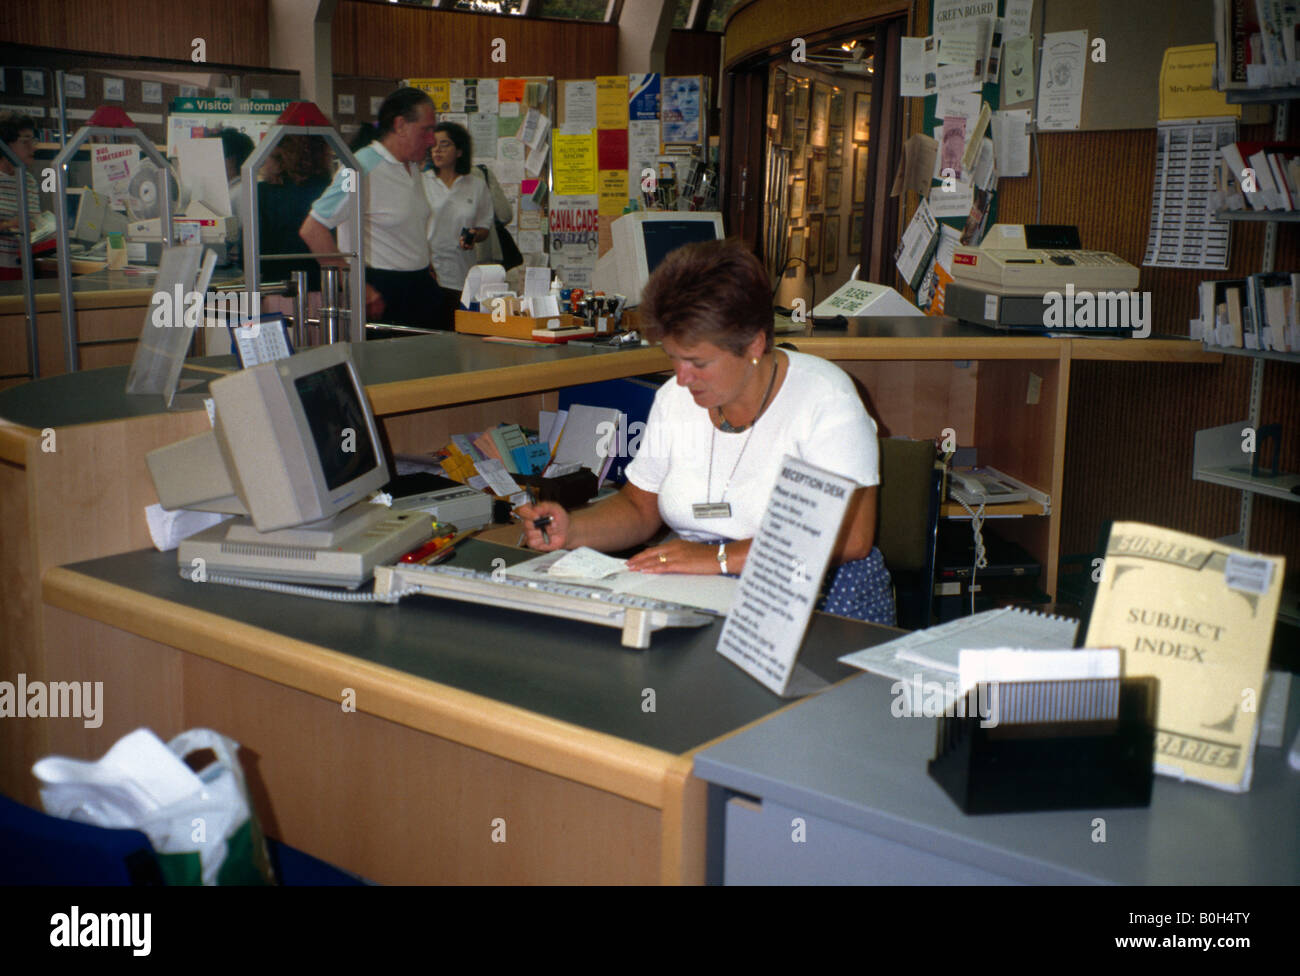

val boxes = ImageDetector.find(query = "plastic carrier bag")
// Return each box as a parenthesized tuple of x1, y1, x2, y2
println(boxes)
(33, 727, 274, 885)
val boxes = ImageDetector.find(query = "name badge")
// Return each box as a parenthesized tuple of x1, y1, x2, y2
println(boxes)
(692, 502, 732, 519)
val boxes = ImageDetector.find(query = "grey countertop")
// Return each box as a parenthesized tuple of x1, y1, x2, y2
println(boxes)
(693, 669, 1300, 884)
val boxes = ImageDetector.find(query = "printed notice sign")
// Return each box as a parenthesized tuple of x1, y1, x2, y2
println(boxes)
(716, 456, 855, 696)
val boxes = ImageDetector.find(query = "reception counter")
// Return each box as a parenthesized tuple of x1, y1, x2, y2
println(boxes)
(0, 324, 1221, 877)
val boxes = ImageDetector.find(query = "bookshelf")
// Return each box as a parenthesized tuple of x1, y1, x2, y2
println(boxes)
(1198, 57, 1300, 544)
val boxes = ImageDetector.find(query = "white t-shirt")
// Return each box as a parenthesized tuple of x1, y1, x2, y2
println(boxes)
(310, 142, 431, 272)
(625, 350, 879, 542)
(424, 170, 494, 290)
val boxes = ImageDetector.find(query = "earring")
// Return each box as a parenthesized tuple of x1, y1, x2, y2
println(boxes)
(751, 357, 759, 366)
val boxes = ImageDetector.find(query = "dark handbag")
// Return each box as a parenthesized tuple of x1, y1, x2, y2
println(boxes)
(478, 164, 523, 270)
(495, 217, 523, 270)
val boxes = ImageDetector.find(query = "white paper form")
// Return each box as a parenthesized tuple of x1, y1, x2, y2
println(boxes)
(474, 458, 522, 496)
(839, 607, 1079, 709)
(715, 456, 856, 696)
(900, 36, 938, 97)
(1004, 0, 1033, 39)
(992, 109, 1032, 177)
(506, 548, 738, 615)
(469, 112, 499, 164)
(497, 138, 526, 183)
(627, 120, 661, 195)
(933, 0, 996, 80)
(478, 78, 499, 111)
(564, 80, 597, 131)
(520, 108, 543, 149)
(935, 89, 980, 126)
(1002, 35, 1035, 106)
(1036, 30, 1087, 130)
(1143, 118, 1234, 271)
(928, 180, 975, 218)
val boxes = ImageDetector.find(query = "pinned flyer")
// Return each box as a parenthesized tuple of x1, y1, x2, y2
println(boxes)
(716, 456, 856, 696)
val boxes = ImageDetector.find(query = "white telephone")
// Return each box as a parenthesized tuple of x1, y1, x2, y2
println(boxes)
(947, 467, 1030, 506)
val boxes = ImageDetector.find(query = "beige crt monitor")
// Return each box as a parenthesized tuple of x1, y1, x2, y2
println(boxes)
(593, 210, 724, 304)
(147, 343, 431, 587)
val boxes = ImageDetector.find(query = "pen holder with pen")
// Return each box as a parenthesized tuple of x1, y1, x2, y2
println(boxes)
(927, 676, 1158, 814)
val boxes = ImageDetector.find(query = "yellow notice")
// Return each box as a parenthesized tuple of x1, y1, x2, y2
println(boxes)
(553, 131, 597, 195)
(1159, 45, 1239, 120)
(598, 169, 628, 215)
(1085, 522, 1283, 792)
(597, 76, 629, 129)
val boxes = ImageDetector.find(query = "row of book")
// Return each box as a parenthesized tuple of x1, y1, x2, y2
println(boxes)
(1194, 272, 1300, 351)
(1214, 0, 1300, 90)
(1215, 140, 1300, 211)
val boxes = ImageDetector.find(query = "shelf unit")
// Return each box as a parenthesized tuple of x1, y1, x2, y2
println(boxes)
(1196, 88, 1300, 546)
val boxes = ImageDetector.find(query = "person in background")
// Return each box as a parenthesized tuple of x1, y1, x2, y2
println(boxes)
(0, 111, 55, 277)
(257, 135, 335, 336)
(423, 121, 492, 330)
(301, 87, 439, 330)
(517, 240, 895, 626)
(0, 111, 45, 233)
(218, 128, 255, 266)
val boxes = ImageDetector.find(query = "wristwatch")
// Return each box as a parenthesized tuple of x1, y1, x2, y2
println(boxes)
(717, 542, 729, 576)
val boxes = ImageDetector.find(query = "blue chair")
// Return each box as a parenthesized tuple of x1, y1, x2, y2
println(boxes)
(0, 792, 365, 885)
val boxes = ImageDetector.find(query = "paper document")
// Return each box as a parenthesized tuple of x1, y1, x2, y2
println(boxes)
(1036, 30, 1086, 130)
(840, 606, 1079, 707)
(506, 549, 737, 615)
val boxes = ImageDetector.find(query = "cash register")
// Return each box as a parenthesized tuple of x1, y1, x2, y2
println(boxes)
(944, 224, 1142, 335)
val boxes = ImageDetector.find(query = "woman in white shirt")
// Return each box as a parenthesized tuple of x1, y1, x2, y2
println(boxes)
(424, 122, 493, 329)
(517, 241, 895, 625)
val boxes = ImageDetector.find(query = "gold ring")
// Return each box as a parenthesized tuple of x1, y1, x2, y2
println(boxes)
(658, 552, 667, 563)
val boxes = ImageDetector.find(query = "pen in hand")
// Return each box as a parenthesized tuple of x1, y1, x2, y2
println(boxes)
(533, 515, 552, 546)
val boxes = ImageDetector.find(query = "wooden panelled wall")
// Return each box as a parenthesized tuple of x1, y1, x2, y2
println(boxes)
(0, 0, 271, 66)
(333, 1, 618, 80)
(999, 126, 1300, 566)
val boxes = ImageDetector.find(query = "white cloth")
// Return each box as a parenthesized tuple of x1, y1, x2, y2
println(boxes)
(626, 350, 879, 542)
(310, 142, 431, 272)
(424, 169, 494, 289)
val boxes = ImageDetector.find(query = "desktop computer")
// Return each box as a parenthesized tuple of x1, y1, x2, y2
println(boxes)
(593, 210, 724, 305)
(147, 343, 433, 587)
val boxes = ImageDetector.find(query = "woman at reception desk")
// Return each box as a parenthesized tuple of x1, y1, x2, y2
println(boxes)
(518, 241, 895, 625)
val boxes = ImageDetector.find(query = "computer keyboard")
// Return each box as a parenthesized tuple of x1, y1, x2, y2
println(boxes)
(373, 562, 714, 648)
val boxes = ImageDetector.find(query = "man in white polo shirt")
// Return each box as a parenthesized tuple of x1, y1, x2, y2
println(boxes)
(301, 87, 440, 330)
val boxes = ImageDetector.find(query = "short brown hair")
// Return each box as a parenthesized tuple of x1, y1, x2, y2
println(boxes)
(638, 239, 773, 356)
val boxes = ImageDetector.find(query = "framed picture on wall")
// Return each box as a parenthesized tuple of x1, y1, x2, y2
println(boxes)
(807, 150, 826, 206)
(825, 169, 841, 205)
(849, 209, 864, 254)
(772, 67, 789, 146)
(853, 91, 871, 143)
(794, 78, 811, 119)
(805, 214, 823, 273)
(780, 81, 796, 148)
(810, 82, 831, 148)
(787, 226, 806, 271)
(822, 215, 840, 276)
(852, 146, 868, 205)
(828, 127, 845, 166)
(829, 87, 845, 128)
(789, 178, 806, 218)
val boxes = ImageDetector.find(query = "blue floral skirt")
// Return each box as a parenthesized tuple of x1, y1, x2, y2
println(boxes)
(817, 547, 896, 626)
